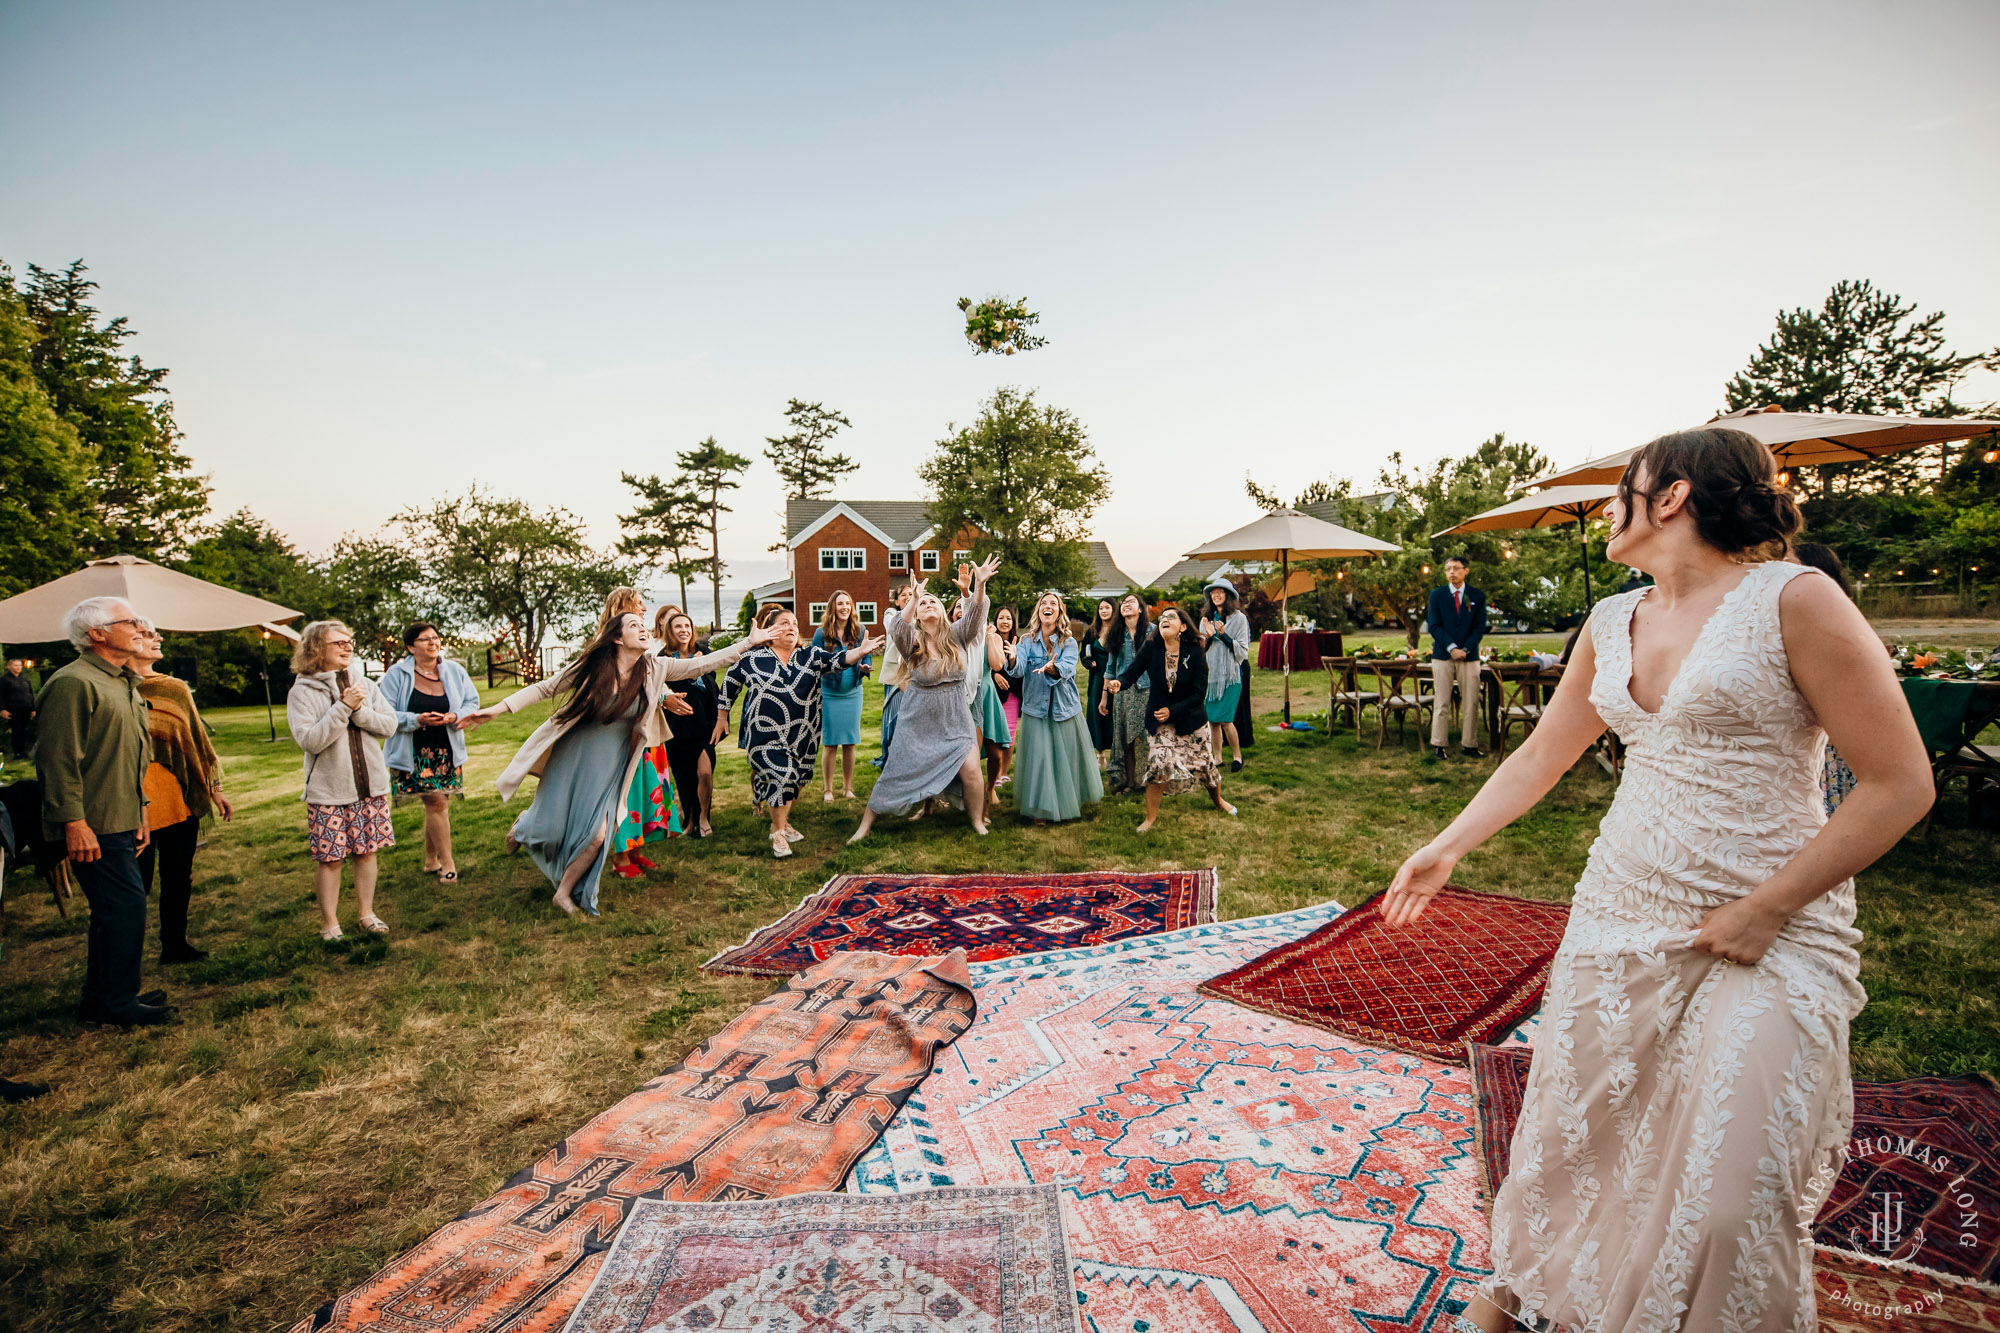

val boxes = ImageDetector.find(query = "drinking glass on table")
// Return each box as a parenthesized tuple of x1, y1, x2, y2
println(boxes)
(1966, 647, 1990, 676)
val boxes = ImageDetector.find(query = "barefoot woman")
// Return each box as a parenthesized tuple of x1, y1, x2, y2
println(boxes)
(1388, 428, 1931, 1332)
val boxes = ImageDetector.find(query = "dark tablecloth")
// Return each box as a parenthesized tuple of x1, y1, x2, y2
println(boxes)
(1256, 631, 1343, 671)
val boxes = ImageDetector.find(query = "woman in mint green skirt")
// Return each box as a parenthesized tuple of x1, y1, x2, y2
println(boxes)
(1008, 592, 1104, 824)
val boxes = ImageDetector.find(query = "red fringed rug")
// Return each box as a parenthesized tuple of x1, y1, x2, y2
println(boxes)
(1197, 885, 1567, 1064)
(703, 869, 1219, 976)
(1469, 1044, 2000, 1328)
(289, 951, 976, 1333)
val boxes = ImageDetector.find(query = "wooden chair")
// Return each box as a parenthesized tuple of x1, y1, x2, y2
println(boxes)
(1925, 743, 2000, 835)
(1322, 657, 1378, 738)
(1494, 663, 1563, 756)
(1366, 658, 1435, 748)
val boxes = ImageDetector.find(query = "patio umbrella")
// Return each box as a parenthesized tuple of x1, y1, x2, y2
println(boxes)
(1434, 484, 1618, 609)
(0, 554, 302, 643)
(1185, 509, 1400, 723)
(1529, 410, 2000, 489)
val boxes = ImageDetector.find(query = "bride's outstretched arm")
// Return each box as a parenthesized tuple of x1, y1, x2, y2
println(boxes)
(1382, 631, 1608, 925)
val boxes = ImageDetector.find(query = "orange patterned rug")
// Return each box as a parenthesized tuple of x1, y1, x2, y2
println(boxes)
(290, 950, 975, 1333)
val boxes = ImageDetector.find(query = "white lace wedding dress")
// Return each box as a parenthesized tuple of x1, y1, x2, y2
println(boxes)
(1485, 560, 1865, 1332)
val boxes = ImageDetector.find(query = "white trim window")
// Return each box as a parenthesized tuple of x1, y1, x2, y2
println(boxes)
(918, 550, 941, 572)
(952, 549, 972, 564)
(818, 547, 867, 571)
(808, 602, 828, 623)
(887, 550, 908, 570)
(856, 601, 878, 625)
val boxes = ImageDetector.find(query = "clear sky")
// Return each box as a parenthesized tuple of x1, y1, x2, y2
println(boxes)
(4, 1, 1996, 590)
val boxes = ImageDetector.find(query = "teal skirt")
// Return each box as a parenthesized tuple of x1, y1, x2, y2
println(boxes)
(977, 673, 1012, 745)
(821, 681, 863, 747)
(1011, 711, 1104, 822)
(1204, 680, 1243, 724)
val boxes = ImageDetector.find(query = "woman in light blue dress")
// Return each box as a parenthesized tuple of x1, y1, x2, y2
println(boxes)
(812, 590, 871, 803)
(1009, 591, 1104, 823)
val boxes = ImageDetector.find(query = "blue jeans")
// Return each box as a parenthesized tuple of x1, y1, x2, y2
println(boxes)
(71, 829, 149, 1018)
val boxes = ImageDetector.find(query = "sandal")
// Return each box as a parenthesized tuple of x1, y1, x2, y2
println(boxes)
(358, 915, 390, 935)
(611, 863, 643, 880)
(319, 924, 344, 942)
(629, 854, 658, 871)
(438, 868, 459, 883)
(822, 791, 836, 803)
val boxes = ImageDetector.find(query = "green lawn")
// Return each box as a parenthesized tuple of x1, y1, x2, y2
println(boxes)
(0, 663, 1994, 1332)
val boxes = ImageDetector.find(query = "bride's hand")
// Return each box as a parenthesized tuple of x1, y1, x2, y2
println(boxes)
(1691, 896, 1785, 966)
(973, 552, 1002, 586)
(1382, 842, 1456, 926)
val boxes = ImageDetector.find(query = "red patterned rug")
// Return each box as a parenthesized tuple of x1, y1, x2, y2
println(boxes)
(1198, 885, 1567, 1065)
(703, 869, 1219, 976)
(290, 951, 976, 1333)
(1469, 1044, 2000, 1328)
(851, 905, 1541, 1331)
(564, 1187, 1079, 1332)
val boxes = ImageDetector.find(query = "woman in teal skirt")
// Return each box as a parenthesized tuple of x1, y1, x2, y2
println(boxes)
(1009, 592, 1104, 823)
(812, 590, 871, 802)
(1198, 577, 1251, 771)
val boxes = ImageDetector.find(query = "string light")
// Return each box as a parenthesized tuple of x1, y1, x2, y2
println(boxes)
(1776, 469, 1793, 487)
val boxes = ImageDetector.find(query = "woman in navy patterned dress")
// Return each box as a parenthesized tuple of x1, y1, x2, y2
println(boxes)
(724, 605, 882, 858)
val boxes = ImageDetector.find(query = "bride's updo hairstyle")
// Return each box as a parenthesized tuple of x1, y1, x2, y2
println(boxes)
(1614, 427, 1802, 557)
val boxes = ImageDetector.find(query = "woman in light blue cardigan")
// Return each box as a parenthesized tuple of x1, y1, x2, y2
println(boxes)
(378, 622, 482, 882)
(1007, 592, 1104, 824)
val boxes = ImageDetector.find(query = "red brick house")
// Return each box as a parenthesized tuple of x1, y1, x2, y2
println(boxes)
(753, 499, 1138, 625)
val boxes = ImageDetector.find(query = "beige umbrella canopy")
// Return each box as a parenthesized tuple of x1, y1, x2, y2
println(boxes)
(0, 554, 301, 643)
(1186, 509, 1401, 723)
(1434, 484, 1618, 608)
(1530, 410, 2000, 489)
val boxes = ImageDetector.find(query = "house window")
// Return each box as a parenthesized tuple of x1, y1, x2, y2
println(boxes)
(818, 547, 866, 571)
(918, 550, 940, 572)
(888, 550, 908, 570)
(856, 601, 878, 625)
(808, 602, 828, 623)
(952, 549, 971, 564)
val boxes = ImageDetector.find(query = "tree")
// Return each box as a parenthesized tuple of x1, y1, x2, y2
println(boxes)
(920, 387, 1110, 608)
(957, 296, 1047, 356)
(16, 260, 209, 558)
(616, 471, 710, 611)
(764, 398, 857, 503)
(1724, 279, 1997, 494)
(395, 488, 632, 678)
(0, 268, 94, 599)
(177, 510, 322, 703)
(676, 437, 752, 629)
(320, 536, 431, 666)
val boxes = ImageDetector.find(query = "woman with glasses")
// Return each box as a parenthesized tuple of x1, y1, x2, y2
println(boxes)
(379, 622, 482, 882)
(287, 620, 399, 940)
(130, 622, 231, 963)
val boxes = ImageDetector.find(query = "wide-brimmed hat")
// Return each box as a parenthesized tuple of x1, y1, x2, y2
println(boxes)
(1203, 576, 1238, 595)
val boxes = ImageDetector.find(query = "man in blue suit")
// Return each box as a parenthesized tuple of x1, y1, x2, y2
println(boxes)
(1426, 555, 1488, 759)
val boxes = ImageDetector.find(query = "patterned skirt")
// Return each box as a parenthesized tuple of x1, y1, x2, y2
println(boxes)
(1140, 723, 1220, 796)
(307, 795, 395, 863)
(615, 744, 682, 851)
(392, 742, 464, 800)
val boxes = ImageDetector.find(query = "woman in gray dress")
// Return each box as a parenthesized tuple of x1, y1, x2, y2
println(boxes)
(848, 553, 1003, 843)
(463, 611, 771, 915)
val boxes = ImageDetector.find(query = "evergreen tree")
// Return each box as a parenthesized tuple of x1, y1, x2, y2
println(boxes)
(676, 437, 752, 629)
(17, 260, 209, 556)
(616, 471, 710, 611)
(763, 399, 857, 503)
(920, 387, 1109, 608)
(1724, 279, 1997, 493)
(0, 268, 94, 598)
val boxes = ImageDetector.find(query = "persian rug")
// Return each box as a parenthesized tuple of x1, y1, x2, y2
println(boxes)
(562, 1186, 1080, 1332)
(291, 950, 976, 1333)
(702, 869, 1220, 976)
(850, 904, 1541, 1332)
(1197, 885, 1567, 1065)
(1468, 1045, 2000, 1328)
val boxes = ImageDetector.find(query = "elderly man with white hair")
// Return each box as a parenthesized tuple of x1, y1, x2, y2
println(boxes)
(35, 596, 175, 1027)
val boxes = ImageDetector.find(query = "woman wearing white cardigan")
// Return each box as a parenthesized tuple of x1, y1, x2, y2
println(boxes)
(286, 620, 400, 941)
(462, 612, 771, 915)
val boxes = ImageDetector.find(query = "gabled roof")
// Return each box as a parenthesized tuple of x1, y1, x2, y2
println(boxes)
(785, 498, 935, 548)
(1082, 541, 1141, 598)
(1144, 555, 1238, 590)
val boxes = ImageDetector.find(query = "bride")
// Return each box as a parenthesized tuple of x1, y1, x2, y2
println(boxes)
(1387, 428, 1932, 1332)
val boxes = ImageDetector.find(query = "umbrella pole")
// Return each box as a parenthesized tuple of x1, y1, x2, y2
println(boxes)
(1281, 550, 1291, 725)
(261, 634, 278, 743)
(1576, 518, 1595, 611)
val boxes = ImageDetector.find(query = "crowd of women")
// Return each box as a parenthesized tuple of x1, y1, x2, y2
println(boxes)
(278, 556, 1255, 928)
